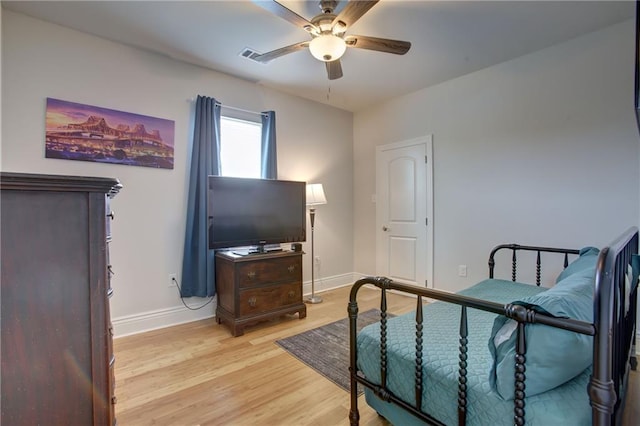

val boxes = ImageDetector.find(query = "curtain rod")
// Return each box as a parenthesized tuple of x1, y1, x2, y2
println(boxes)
(216, 102, 268, 117)
(186, 97, 267, 117)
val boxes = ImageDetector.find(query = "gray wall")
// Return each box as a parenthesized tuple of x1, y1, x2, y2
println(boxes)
(3, 8, 639, 335)
(1, 10, 354, 335)
(354, 20, 640, 291)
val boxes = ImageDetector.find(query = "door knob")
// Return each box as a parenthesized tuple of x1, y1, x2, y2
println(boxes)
(382, 226, 389, 232)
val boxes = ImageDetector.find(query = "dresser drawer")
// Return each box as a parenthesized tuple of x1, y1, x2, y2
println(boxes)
(237, 256, 301, 288)
(239, 282, 301, 316)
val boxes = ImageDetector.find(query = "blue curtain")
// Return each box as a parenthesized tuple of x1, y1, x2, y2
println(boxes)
(261, 111, 277, 179)
(180, 96, 221, 298)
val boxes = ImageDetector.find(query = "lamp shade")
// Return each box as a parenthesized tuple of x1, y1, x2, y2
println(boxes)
(306, 183, 327, 206)
(309, 34, 346, 62)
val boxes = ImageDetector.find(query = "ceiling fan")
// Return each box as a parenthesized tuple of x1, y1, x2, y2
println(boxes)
(251, 0, 411, 80)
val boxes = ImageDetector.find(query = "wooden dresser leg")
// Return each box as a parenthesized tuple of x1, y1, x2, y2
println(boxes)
(233, 325, 244, 337)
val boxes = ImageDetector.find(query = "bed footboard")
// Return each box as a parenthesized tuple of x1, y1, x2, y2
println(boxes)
(349, 228, 638, 426)
(590, 229, 639, 425)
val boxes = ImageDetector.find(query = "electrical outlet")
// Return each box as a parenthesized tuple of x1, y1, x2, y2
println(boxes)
(168, 273, 177, 288)
(458, 265, 467, 277)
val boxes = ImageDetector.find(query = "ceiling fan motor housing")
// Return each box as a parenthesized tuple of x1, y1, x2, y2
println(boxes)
(320, 0, 338, 14)
(311, 14, 337, 33)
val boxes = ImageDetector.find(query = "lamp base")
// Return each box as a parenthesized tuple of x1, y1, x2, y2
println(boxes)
(304, 295, 323, 304)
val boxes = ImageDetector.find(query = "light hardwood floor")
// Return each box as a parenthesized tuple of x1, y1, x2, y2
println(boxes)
(114, 285, 639, 425)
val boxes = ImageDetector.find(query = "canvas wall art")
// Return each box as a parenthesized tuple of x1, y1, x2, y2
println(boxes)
(45, 98, 175, 169)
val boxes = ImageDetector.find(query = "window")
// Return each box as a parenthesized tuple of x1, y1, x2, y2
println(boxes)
(220, 116, 261, 178)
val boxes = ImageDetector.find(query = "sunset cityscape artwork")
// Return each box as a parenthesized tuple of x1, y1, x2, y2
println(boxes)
(45, 98, 175, 169)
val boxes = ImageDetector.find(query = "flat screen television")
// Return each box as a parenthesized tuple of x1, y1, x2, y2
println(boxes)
(208, 176, 306, 252)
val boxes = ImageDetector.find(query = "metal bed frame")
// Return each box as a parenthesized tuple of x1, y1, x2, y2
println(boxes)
(348, 227, 638, 426)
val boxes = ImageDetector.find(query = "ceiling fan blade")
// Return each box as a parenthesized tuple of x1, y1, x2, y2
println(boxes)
(253, 41, 310, 63)
(253, 1, 317, 32)
(344, 35, 411, 55)
(326, 60, 343, 80)
(332, 0, 379, 29)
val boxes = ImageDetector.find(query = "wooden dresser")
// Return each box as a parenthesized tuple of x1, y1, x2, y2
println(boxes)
(0, 172, 121, 425)
(215, 250, 306, 336)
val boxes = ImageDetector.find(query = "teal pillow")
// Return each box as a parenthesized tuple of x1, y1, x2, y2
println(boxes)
(488, 270, 594, 400)
(555, 246, 599, 283)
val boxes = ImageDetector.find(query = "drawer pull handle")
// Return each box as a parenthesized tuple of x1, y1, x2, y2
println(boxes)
(107, 211, 115, 220)
(248, 296, 257, 307)
(111, 396, 117, 405)
(247, 271, 256, 280)
(288, 265, 295, 273)
(288, 291, 295, 299)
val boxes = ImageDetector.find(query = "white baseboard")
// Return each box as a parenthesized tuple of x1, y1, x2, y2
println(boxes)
(113, 272, 363, 338)
(302, 272, 361, 296)
(112, 300, 215, 338)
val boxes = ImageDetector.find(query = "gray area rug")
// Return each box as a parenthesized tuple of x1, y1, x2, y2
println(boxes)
(276, 309, 394, 395)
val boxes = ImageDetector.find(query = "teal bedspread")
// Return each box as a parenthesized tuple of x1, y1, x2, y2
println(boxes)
(357, 279, 591, 426)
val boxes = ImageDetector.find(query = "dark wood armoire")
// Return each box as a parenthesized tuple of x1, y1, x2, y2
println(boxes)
(1, 172, 121, 425)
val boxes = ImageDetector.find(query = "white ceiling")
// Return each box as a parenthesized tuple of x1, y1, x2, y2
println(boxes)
(2, 1, 634, 112)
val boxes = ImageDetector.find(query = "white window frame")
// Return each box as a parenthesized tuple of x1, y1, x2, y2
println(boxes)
(219, 115, 262, 178)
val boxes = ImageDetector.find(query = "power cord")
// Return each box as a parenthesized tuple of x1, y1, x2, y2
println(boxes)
(171, 276, 214, 311)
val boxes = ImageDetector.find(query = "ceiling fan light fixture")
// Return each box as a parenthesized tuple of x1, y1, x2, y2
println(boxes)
(309, 34, 346, 62)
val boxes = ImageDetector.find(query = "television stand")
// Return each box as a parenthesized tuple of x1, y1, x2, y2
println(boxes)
(215, 250, 306, 336)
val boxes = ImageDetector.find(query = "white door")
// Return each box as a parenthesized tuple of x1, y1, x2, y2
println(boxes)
(376, 136, 433, 287)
